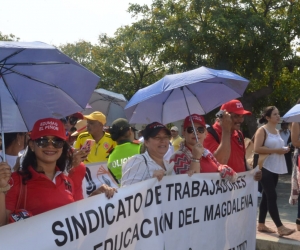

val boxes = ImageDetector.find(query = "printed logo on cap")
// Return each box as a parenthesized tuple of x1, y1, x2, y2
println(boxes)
(149, 122, 164, 129)
(38, 120, 60, 132)
(189, 115, 202, 123)
(236, 102, 243, 109)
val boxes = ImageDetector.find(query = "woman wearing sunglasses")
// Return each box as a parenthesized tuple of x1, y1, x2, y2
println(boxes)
(170, 114, 237, 182)
(0, 118, 115, 226)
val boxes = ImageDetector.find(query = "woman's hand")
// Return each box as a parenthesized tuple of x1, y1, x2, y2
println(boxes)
(72, 149, 88, 167)
(187, 164, 200, 176)
(89, 184, 117, 199)
(0, 162, 11, 188)
(153, 170, 165, 181)
(275, 147, 290, 155)
(254, 170, 262, 181)
(192, 143, 204, 159)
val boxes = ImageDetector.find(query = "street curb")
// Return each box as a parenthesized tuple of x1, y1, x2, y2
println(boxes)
(256, 221, 300, 250)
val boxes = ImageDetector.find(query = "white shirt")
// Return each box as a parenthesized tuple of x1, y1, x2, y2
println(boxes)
(279, 129, 290, 146)
(263, 127, 287, 174)
(121, 151, 175, 187)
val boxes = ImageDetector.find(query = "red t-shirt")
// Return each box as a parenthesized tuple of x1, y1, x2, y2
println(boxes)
(203, 122, 246, 173)
(6, 165, 84, 216)
(171, 146, 219, 174)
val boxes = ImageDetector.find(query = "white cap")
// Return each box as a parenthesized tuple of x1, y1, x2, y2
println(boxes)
(170, 126, 178, 131)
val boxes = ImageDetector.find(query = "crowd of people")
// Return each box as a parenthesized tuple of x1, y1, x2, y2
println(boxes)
(0, 99, 299, 238)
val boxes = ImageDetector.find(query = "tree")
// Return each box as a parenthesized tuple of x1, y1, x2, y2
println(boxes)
(0, 32, 19, 41)
(128, 0, 300, 135)
(59, 40, 96, 71)
(90, 24, 166, 99)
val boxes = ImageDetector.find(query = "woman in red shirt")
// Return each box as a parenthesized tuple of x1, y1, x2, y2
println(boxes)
(0, 117, 115, 226)
(170, 114, 236, 181)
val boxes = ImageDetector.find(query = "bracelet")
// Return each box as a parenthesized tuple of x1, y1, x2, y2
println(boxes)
(191, 158, 200, 163)
(0, 184, 11, 193)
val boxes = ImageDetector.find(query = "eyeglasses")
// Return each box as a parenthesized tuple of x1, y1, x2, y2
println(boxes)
(35, 137, 65, 149)
(152, 136, 171, 142)
(186, 126, 206, 134)
(60, 116, 78, 126)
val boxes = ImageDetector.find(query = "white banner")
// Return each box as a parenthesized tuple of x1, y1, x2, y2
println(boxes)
(0, 169, 257, 250)
(84, 162, 119, 198)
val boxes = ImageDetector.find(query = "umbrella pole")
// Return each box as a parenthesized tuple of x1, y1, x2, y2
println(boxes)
(181, 87, 199, 143)
(0, 85, 5, 161)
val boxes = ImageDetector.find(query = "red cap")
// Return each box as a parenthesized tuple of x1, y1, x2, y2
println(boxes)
(183, 114, 206, 129)
(72, 112, 84, 120)
(30, 118, 67, 140)
(220, 100, 251, 115)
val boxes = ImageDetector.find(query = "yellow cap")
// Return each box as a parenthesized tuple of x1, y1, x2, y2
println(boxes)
(84, 111, 106, 125)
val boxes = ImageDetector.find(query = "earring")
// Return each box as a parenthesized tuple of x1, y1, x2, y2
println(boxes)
(18, 141, 20, 146)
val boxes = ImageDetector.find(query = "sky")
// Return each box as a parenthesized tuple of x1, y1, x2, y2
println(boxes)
(1, 0, 153, 46)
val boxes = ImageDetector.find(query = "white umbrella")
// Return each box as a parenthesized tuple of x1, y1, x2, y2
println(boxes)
(82, 88, 127, 125)
(282, 104, 300, 122)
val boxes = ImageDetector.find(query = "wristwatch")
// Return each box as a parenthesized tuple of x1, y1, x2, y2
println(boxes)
(191, 158, 200, 163)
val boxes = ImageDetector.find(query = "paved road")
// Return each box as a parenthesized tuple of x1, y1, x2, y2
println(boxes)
(256, 174, 300, 249)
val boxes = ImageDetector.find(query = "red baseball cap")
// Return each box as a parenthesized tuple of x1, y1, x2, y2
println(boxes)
(30, 118, 67, 140)
(72, 112, 84, 120)
(220, 100, 252, 115)
(183, 114, 206, 129)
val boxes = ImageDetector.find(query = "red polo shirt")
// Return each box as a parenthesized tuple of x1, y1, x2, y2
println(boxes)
(203, 122, 246, 173)
(6, 165, 84, 216)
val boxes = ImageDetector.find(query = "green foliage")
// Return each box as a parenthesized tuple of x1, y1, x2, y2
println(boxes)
(56, 0, 300, 133)
(0, 32, 19, 41)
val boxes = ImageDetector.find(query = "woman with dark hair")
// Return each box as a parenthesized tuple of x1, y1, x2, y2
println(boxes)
(121, 122, 174, 187)
(0, 132, 28, 170)
(107, 118, 141, 184)
(0, 118, 115, 226)
(254, 106, 295, 236)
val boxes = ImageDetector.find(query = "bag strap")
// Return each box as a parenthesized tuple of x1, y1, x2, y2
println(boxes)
(15, 175, 27, 210)
(251, 127, 266, 146)
(141, 155, 151, 179)
(236, 130, 248, 172)
(207, 126, 220, 143)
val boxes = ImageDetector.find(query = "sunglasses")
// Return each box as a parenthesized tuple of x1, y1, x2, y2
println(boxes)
(186, 126, 206, 134)
(60, 116, 78, 126)
(35, 137, 65, 149)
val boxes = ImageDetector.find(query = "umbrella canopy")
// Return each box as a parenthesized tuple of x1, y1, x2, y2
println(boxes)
(282, 104, 300, 122)
(125, 66, 249, 124)
(0, 41, 100, 132)
(82, 88, 127, 125)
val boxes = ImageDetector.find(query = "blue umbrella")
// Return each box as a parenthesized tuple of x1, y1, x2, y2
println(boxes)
(282, 104, 300, 122)
(125, 66, 249, 125)
(0, 41, 100, 158)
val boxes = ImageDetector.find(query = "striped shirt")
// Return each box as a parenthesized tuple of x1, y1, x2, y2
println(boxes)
(121, 151, 175, 187)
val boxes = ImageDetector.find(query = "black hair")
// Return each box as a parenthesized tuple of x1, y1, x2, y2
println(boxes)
(3, 132, 26, 150)
(109, 126, 130, 141)
(19, 141, 73, 185)
(258, 106, 277, 124)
